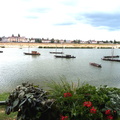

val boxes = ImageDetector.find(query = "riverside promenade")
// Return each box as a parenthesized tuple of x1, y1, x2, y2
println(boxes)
(0, 42, 120, 48)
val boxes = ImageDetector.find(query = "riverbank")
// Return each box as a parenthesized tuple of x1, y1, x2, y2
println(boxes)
(0, 42, 120, 48)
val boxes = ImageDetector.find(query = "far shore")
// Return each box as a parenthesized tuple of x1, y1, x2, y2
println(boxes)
(0, 42, 120, 48)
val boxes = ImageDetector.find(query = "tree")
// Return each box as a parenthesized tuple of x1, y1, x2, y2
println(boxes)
(78, 40, 80, 43)
(57, 40, 60, 43)
(51, 38, 54, 43)
(110, 40, 113, 43)
(35, 38, 42, 43)
(64, 40, 66, 43)
(18, 34, 20, 37)
(114, 39, 117, 44)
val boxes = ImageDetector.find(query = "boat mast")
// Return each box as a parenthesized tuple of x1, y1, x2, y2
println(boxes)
(28, 39, 30, 53)
(56, 43, 57, 53)
(111, 46, 114, 59)
(61, 41, 63, 56)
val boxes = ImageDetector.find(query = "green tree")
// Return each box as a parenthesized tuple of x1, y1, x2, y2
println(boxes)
(18, 34, 20, 37)
(114, 39, 117, 44)
(35, 38, 42, 43)
(51, 38, 54, 43)
(110, 40, 113, 43)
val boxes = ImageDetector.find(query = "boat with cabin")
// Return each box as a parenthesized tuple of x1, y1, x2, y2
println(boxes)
(24, 51, 40, 55)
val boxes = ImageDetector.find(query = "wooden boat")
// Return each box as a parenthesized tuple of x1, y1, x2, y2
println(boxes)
(55, 54, 76, 58)
(50, 43, 64, 54)
(102, 58, 120, 62)
(0, 51, 3, 53)
(50, 51, 64, 54)
(103, 55, 119, 58)
(89, 62, 102, 68)
(102, 47, 120, 62)
(24, 51, 40, 55)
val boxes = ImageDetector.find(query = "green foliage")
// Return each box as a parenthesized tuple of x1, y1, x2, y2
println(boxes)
(4, 80, 120, 120)
(48, 81, 120, 120)
(5, 82, 59, 120)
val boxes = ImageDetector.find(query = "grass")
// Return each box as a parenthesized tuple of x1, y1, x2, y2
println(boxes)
(0, 93, 17, 120)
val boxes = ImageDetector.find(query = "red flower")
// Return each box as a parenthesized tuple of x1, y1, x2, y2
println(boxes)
(64, 92, 72, 97)
(83, 101, 92, 107)
(105, 110, 111, 115)
(60, 115, 68, 120)
(90, 107, 97, 114)
(106, 115, 113, 119)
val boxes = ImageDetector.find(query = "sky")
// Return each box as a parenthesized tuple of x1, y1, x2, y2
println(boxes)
(1, 0, 120, 41)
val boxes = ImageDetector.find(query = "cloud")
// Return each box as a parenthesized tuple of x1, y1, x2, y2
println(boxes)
(60, 0, 79, 6)
(1, 0, 120, 40)
(25, 16, 39, 19)
(29, 8, 51, 13)
(76, 12, 120, 31)
(54, 22, 76, 26)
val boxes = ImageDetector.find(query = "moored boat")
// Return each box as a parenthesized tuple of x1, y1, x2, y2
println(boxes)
(89, 62, 102, 68)
(54, 54, 76, 58)
(102, 58, 120, 62)
(102, 47, 120, 62)
(24, 51, 40, 55)
(103, 55, 119, 58)
(0, 51, 3, 53)
(50, 52, 63, 54)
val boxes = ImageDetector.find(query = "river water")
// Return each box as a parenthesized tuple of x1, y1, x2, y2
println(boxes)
(0, 48, 120, 93)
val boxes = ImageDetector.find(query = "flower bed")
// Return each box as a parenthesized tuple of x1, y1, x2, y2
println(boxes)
(5, 81, 120, 120)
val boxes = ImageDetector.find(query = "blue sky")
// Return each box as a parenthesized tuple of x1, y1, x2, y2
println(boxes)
(1, 0, 120, 41)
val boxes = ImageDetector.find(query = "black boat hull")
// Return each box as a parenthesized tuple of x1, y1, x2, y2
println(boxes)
(102, 58, 120, 62)
(55, 55, 76, 58)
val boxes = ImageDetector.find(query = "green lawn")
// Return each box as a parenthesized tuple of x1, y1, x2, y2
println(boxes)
(0, 93, 17, 120)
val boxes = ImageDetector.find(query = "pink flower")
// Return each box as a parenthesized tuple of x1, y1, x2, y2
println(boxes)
(64, 92, 72, 97)
(83, 101, 92, 107)
(90, 107, 97, 114)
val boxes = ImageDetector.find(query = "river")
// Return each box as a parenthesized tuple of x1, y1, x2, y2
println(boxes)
(0, 48, 120, 93)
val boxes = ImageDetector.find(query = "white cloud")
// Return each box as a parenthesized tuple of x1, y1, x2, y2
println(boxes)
(1, 0, 120, 40)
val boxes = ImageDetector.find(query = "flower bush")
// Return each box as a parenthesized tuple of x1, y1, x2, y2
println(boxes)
(48, 80, 120, 120)
(5, 80, 120, 120)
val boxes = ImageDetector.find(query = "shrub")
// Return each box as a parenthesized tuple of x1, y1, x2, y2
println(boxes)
(5, 82, 59, 120)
